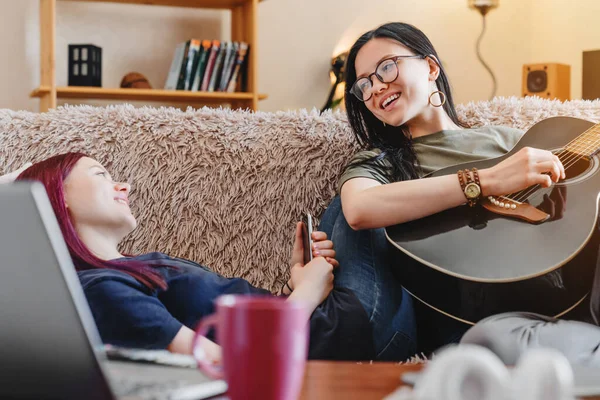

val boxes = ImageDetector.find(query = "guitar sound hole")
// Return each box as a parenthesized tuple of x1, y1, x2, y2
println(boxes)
(560, 152, 595, 182)
(523, 150, 597, 220)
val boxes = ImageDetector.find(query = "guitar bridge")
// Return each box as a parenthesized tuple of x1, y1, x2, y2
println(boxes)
(482, 196, 550, 224)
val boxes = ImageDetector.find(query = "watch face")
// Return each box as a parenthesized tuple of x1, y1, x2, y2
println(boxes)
(465, 183, 481, 199)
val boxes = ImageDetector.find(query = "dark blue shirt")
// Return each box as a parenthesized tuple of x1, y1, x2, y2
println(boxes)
(78, 252, 374, 360)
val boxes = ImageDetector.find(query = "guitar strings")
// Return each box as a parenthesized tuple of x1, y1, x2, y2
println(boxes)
(510, 147, 582, 203)
(472, 124, 600, 204)
(501, 125, 600, 203)
(508, 152, 570, 203)
(557, 126, 600, 168)
(511, 136, 599, 203)
(510, 126, 600, 203)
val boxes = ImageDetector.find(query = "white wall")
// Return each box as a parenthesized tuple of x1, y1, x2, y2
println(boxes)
(0, 0, 39, 112)
(528, 0, 600, 100)
(258, 0, 533, 110)
(0, 0, 596, 113)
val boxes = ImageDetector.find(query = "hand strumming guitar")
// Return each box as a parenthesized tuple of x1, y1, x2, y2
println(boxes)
(479, 147, 566, 197)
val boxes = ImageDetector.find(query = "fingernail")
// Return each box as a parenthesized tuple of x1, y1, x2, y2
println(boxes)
(315, 251, 320, 255)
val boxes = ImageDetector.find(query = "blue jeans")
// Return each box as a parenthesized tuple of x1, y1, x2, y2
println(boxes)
(319, 196, 469, 360)
(319, 196, 417, 361)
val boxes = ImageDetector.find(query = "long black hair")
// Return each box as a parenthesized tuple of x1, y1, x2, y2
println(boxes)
(344, 22, 467, 181)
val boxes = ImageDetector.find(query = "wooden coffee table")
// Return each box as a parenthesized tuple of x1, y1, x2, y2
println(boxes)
(298, 361, 600, 400)
(299, 361, 423, 400)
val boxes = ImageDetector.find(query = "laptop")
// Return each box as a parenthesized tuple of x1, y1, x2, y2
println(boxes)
(0, 182, 228, 400)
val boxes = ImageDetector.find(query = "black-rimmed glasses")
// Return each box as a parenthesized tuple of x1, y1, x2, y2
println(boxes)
(350, 55, 426, 102)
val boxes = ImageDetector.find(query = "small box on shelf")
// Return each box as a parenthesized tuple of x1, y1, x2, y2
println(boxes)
(68, 44, 102, 87)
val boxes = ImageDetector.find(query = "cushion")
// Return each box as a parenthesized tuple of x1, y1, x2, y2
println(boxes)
(0, 162, 32, 184)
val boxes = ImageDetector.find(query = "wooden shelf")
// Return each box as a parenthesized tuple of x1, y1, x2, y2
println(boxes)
(58, 0, 264, 10)
(31, 86, 267, 103)
(35, 0, 263, 112)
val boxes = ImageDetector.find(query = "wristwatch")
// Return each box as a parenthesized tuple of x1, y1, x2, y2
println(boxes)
(458, 168, 482, 207)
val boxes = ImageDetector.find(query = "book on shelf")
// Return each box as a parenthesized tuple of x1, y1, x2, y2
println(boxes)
(200, 40, 221, 92)
(177, 39, 201, 90)
(208, 42, 231, 92)
(190, 40, 212, 92)
(185, 40, 203, 90)
(165, 39, 249, 94)
(216, 42, 232, 92)
(219, 41, 238, 92)
(164, 42, 186, 90)
(227, 42, 249, 93)
(207, 42, 227, 92)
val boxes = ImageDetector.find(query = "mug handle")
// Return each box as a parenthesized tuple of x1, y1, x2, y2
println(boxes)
(192, 314, 224, 379)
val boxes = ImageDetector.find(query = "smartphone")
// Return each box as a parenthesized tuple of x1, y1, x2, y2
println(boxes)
(302, 214, 314, 264)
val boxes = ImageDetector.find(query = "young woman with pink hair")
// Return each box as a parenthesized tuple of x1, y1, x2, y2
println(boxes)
(17, 152, 375, 361)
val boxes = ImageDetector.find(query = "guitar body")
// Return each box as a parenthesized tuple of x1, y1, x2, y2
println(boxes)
(386, 117, 600, 324)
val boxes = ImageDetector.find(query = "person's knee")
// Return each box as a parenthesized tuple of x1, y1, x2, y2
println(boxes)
(461, 319, 522, 365)
(376, 330, 418, 362)
(318, 196, 342, 238)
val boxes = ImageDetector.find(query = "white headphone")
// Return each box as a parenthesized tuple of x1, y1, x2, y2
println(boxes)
(385, 345, 575, 400)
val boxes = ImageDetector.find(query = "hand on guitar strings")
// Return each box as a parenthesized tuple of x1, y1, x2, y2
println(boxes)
(479, 147, 565, 197)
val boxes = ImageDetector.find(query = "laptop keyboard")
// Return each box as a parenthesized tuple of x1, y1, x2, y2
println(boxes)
(104, 351, 228, 400)
(110, 374, 228, 400)
(112, 377, 190, 399)
(105, 346, 198, 369)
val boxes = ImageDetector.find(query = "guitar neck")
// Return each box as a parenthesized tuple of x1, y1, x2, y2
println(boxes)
(564, 122, 600, 157)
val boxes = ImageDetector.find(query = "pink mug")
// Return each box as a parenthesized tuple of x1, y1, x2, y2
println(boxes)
(193, 295, 310, 400)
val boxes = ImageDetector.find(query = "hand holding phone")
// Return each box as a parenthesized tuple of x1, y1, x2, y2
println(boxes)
(302, 214, 314, 265)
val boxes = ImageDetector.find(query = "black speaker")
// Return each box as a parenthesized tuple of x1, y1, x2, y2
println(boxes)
(527, 70, 548, 93)
(522, 63, 570, 101)
(583, 50, 600, 100)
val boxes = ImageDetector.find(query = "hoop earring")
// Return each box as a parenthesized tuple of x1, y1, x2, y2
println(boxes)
(428, 90, 446, 107)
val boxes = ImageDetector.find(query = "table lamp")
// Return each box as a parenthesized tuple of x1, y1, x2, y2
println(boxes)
(321, 52, 348, 112)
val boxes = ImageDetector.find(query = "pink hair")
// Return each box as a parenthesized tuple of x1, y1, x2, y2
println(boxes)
(17, 152, 167, 290)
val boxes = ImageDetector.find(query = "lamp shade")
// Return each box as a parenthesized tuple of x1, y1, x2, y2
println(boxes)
(468, 0, 499, 16)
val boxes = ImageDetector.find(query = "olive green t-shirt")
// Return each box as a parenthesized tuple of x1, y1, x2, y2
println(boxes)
(338, 125, 524, 191)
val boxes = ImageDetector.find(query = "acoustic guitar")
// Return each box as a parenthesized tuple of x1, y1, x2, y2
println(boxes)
(386, 116, 600, 324)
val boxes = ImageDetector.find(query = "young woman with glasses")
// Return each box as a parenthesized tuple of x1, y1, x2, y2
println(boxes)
(318, 22, 567, 361)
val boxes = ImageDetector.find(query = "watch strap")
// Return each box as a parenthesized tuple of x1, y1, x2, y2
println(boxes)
(458, 168, 481, 207)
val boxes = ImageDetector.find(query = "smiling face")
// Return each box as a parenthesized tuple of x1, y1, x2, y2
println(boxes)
(63, 157, 136, 238)
(354, 37, 439, 127)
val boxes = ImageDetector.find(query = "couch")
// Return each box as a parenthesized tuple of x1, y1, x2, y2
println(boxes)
(1, 97, 599, 292)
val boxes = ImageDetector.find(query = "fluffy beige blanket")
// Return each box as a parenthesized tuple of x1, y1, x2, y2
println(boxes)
(1, 96, 599, 291)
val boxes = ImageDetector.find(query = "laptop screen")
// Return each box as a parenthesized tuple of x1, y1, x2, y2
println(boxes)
(0, 183, 114, 400)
